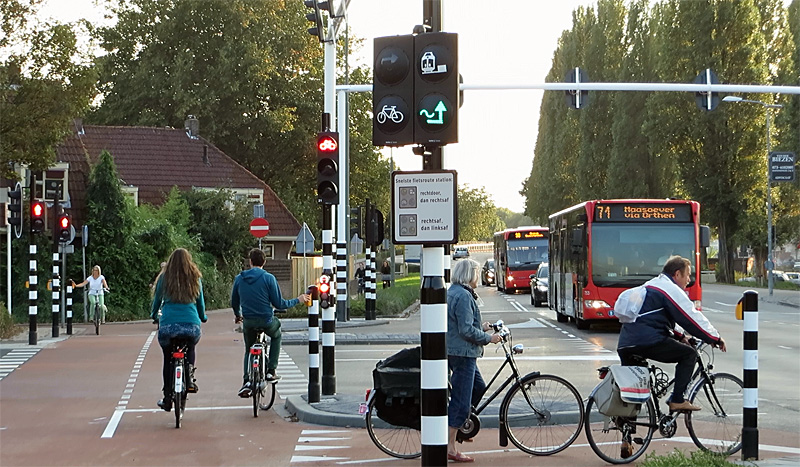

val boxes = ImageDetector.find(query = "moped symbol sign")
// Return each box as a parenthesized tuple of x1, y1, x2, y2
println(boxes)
(770, 152, 796, 182)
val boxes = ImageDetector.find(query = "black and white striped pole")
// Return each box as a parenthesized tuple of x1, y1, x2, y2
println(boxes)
(420, 246, 448, 464)
(66, 283, 73, 335)
(307, 285, 320, 403)
(336, 240, 347, 322)
(51, 250, 61, 338)
(28, 242, 38, 345)
(738, 290, 759, 460)
(321, 206, 336, 395)
(443, 245, 451, 283)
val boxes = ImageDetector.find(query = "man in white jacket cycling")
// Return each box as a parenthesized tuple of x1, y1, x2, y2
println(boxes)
(617, 256, 727, 413)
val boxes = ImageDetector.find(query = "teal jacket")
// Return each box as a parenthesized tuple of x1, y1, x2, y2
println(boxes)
(231, 267, 298, 322)
(150, 276, 207, 326)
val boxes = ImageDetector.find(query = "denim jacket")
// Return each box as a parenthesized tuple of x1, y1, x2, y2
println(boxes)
(447, 284, 491, 358)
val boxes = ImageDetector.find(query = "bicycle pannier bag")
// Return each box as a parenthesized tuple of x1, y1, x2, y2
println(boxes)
(373, 346, 421, 398)
(593, 365, 649, 417)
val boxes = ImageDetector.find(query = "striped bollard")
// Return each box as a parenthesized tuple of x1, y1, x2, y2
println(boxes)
(52, 251, 60, 337)
(307, 285, 320, 403)
(365, 246, 375, 320)
(420, 246, 448, 465)
(740, 290, 759, 460)
(336, 242, 347, 322)
(29, 243, 38, 345)
(66, 284, 73, 335)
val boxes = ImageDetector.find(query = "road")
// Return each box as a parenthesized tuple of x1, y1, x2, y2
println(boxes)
(1, 257, 798, 466)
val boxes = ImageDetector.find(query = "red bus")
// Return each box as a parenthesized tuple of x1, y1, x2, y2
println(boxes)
(548, 199, 709, 330)
(493, 226, 549, 294)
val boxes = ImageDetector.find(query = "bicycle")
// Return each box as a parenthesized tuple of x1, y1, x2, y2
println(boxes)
(246, 329, 277, 417)
(365, 320, 585, 459)
(167, 337, 192, 429)
(92, 289, 109, 335)
(584, 341, 743, 464)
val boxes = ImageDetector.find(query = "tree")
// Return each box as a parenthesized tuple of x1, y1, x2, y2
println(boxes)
(0, 0, 96, 179)
(457, 185, 504, 242)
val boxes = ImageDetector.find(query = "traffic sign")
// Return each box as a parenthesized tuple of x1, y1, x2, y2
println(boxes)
(391, 170, 458, 245)
(250, 217, 270, 238)
(295, 222, 315, 254)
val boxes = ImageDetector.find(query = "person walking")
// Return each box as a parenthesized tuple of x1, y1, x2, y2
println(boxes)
(381, 260, 391, 288)
(150, 248, 207, 412)
(232, 248, 310, 397)
(446, 258, 502, 462)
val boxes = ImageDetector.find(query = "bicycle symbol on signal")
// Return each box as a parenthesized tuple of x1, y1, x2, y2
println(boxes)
(376, 105, 404, 124)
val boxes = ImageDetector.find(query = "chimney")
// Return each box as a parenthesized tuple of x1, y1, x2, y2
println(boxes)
(203, 144, 210, 165)
(73, 118, 84, 135)
(185, 115, 199, 139)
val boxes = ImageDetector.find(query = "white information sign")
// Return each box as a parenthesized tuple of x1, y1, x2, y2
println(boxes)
(391, 170, 458, 245)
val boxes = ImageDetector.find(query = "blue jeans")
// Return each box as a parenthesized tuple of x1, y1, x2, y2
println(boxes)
(448, 355, 486, 429)
(158, 323, 201, 393)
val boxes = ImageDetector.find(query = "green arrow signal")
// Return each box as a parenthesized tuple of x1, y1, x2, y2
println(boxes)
(419, 100, 447, 124)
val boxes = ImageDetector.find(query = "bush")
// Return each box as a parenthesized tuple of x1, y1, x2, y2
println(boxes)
(640, 449, 738, 467)
(0, 302, 17, 339)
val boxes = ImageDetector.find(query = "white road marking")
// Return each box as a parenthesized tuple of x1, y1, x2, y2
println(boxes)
(291, 429, 351, 464)
(0, 348, 42, 381)
(101, 331, 155, 438)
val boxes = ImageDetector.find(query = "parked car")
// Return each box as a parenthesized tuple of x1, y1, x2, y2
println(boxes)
(784, 272, 800, 286)
(453, 247, 470, 260)
(529, 263, 549, 307)
(481, 259, 495, 286)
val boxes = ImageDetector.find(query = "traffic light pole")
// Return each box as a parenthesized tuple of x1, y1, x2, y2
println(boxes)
(321, 203, 336, 395)
(28, 174, 38, 346)
(52, 190, 61, 338)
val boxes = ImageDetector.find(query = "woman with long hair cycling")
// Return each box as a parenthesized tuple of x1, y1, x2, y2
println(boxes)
(72, 265, 109, 323)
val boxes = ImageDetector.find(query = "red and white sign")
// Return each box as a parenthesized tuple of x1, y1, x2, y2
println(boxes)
(250, 218, 270, 238)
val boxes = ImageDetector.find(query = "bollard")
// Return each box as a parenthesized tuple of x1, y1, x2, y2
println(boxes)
(336, 241, 347, 322)
(739, 290, 759, 460)
(29, 243, 38, 345)
(307, 285, 320, 403)
(66, 284, 73, 335)
(52, 251, 60, 338)
(420, 246, 448, 464)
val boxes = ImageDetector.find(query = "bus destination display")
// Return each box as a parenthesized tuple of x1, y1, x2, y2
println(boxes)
(594, 203, 692, 222)
(513, 230, 546, 239)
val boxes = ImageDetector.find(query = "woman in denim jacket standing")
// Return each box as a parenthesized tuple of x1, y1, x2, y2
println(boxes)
(446, 258, 502, 462)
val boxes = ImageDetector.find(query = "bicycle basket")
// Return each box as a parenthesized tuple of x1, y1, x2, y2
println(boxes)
(373, 346, 421, 399)
(592, 365, 648, 417)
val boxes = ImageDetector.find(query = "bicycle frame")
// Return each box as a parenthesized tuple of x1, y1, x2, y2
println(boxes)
(473, 340, 523, 415)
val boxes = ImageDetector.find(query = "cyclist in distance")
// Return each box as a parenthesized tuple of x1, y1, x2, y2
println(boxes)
(617, 256, 727, 413)
(232, 248, 310, 397)
(72, 265, 109, 323)
(150, 248, 207, 412)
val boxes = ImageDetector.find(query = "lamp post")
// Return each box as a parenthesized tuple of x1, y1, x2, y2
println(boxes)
(723, 96, 783, 297)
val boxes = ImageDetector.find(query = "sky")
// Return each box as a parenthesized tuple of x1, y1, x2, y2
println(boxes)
(39, 0, 599, 213)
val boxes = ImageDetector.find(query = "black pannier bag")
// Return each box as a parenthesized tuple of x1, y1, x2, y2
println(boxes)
(372, 346, 421, 430)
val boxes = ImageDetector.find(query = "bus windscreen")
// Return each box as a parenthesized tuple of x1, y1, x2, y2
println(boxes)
(507, 238, 548, 270)
(590, 223, 695, 287)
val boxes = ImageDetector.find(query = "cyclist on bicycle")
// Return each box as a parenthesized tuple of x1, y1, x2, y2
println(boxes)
(150, 248, 207, 412)
(72, 265, 109, 324)
(617, 256, 727, 414)
(232, 248, 309, 397)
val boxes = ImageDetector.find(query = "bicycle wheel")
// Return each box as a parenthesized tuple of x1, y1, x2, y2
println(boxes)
(94, 304, 100, 335)
(685, 372, 743, 456)
(365, 394, 421, 459)
(260, 379, 277, 411)
(250, 353, 261, 418)
(584, 396, 655, 464)
(500, 373, 584, 455)
(174, 358, 183, 429)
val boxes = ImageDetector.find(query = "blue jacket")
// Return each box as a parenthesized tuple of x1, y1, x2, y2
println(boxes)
(150, 276, 207, 326)
(231, 267, 298, 322)
(447, 284, 491, 358)
(618, 274, 721, 350)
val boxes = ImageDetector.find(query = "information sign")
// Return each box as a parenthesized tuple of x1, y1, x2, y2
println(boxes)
(391, 170, 457, 244)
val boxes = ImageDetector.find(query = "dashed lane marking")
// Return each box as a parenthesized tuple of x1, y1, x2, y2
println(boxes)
(101, 331, 155, 438)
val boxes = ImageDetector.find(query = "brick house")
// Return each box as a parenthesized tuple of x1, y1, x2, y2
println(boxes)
(47, 117, 302, 286)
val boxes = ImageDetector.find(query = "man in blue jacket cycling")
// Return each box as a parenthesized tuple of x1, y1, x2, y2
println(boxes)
(232, 248, 310, 397)
(618, 256, 727, 413)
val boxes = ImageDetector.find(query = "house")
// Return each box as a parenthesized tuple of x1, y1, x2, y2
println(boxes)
(46, 117, 302, 284)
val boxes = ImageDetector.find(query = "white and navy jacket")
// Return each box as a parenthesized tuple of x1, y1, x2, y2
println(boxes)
(618, 274, 722, 350)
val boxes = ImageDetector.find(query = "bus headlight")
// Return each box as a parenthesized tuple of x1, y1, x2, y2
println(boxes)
(507, 274, 514, 282)
(584, 300, 611, 309)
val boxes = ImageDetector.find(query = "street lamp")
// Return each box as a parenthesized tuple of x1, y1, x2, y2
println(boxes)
(722, 95, 783, 297)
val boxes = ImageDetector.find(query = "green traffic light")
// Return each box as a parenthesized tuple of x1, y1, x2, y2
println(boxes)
(419, 101, 447, 124)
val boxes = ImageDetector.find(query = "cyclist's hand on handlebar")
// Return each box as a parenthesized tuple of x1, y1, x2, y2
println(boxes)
(489, 334, 502, 344)
(715, 337, 727, 352)
(234, 315, 243, 324)
(482, 321, 491, 332)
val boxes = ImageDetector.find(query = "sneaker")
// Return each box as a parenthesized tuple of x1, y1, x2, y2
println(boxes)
(238, 382, 252, 398)
(668, 400, 701, 412)
(621, 440, 633, 458)
(266, 370, 281, 381)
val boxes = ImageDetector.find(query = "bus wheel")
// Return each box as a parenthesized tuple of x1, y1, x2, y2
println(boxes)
(576, 318, 590, 330)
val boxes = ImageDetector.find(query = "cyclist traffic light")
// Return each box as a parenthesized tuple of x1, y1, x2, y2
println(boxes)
(31, 200, 45, 233)
(413, 32, 459, 145)
(316, 132, 339, 205)
(7, 182, 22, 234)
(373, 34, 415, 147)
(350, 206, 362, 239)
(304, 0, 323, 41)
(318, 275, 334, 309)
(57, 212, 72, 243)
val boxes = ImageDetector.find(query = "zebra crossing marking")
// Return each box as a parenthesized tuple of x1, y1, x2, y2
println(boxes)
(0, 348, 42, 380)
(290, 429, 351, 464)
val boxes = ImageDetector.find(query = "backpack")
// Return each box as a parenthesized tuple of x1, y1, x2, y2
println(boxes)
(613, 286, 647, 323)
(592, 365, 650, 417)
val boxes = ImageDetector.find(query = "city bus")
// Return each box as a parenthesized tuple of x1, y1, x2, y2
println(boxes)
(548, 199, 710, 330)
(493, 226, 549, 294)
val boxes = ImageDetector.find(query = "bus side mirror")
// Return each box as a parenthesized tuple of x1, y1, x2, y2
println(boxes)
(571, 229, 582, 248)
(700, 225, 710, 248)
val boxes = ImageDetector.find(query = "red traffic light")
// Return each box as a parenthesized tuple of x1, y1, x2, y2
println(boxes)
(32, 202, 44, 217)
(59, 215, 71, 229)
(318, 136, 338, 152)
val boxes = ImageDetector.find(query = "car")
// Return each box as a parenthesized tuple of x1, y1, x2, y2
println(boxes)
(452, 247, 470, 260)
(784, 272, 800, 286)
(481, 259, 495, 286)
(529, 263, 549, 307)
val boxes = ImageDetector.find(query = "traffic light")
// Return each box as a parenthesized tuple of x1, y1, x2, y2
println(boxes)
(316, 132, 339, 205)
(565, 67, 590, 109)
(8, 183, 22, 230)
(57, 212, 72, 243)
(373, 34, 415, 147)
(350, 206, 362, 239)
(31, 200, 45, 233)
(318, 274, 334, 309)
(413, 32, 459, 145)
(694, 68, 720, 111)
(366, 205, 385, 248)
(304, 0, 323, 41)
